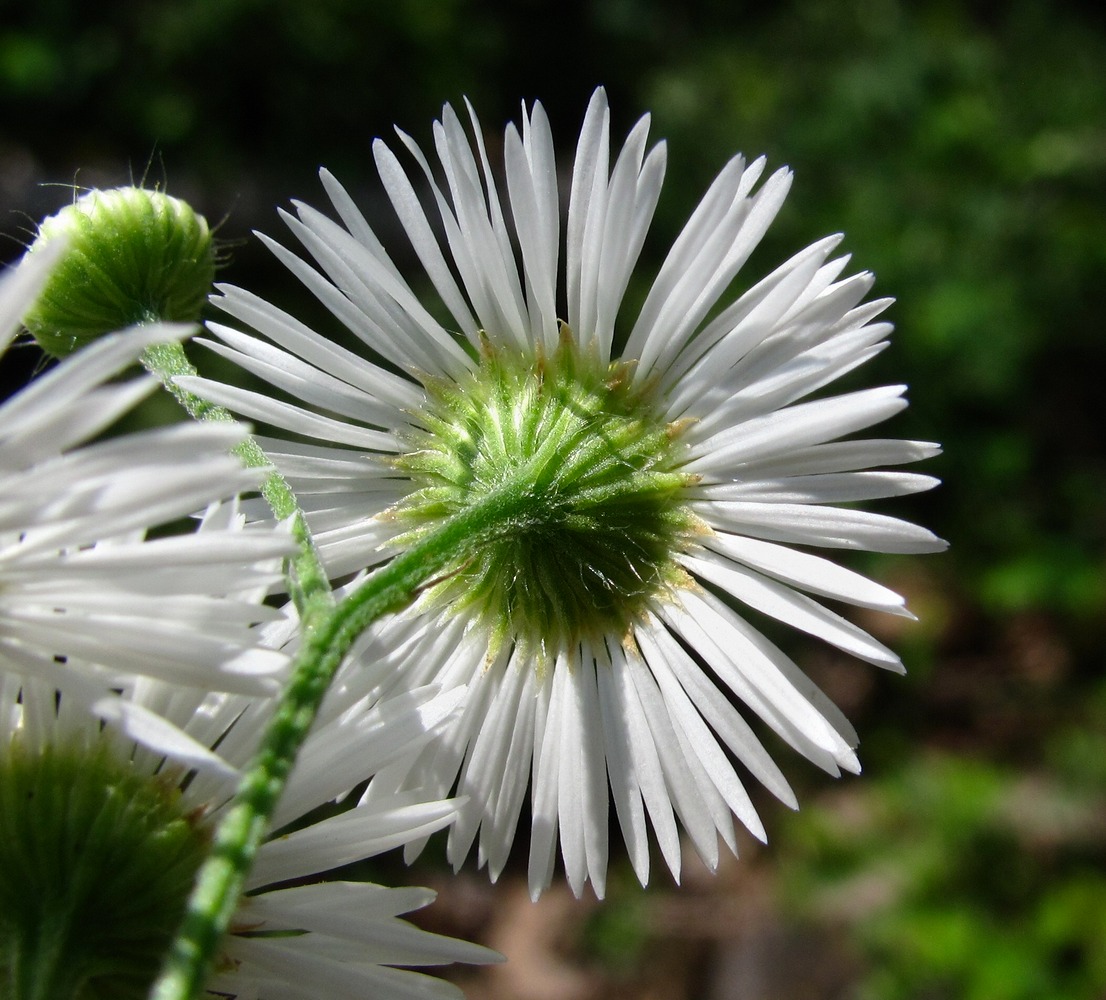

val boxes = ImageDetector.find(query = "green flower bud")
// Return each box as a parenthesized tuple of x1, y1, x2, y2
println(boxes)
(0, 740, 209, 1000)
(22, 187, 215, 358)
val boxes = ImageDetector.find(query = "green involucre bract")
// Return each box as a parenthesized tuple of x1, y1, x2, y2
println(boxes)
(391, 328, 700, 661)
(0, 739, 209, 1000)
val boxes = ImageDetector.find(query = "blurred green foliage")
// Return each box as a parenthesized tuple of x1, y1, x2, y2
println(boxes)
(781, 684, 1106, 999)
(3, 2, 1105, 996)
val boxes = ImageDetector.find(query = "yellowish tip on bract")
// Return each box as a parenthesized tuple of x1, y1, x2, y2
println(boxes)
(22, 187, 215, 357)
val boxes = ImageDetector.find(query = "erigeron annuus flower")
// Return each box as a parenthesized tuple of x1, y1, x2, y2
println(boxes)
(186, 88, 946, 899)
(1, 247, 295, 754)
(1, 651, 493, 999)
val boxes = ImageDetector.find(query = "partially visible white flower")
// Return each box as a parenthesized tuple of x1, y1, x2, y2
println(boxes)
(186, 89, 946, 899)
(1, 248, 294, 748)
(3, 651, 494, 1000)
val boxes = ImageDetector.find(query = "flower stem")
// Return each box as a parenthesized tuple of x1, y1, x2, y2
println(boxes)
(140, 337, 335, 998)
(140, 340, 333, 618)
(148, 473, 541, 1000)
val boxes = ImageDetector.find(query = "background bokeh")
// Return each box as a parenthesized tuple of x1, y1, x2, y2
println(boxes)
(3, 1, 1105, 997)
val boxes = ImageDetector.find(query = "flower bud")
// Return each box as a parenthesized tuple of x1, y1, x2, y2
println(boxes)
(22, 187, 215, 357)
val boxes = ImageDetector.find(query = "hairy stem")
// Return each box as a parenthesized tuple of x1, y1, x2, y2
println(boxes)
(148, 474, 538, 1000)
(140, 340, 333, 617)
(141, 338, 334, 998)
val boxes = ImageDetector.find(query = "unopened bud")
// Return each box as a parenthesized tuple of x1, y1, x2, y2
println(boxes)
(23, 187, 215, 357)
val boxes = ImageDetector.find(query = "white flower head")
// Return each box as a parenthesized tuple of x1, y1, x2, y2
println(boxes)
(188, 88, 946, 899)
(1, 663, 494, 999)
(1, 247, 294, 753)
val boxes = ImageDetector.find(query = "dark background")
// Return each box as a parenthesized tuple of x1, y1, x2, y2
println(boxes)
(3, 2, 1105, 997)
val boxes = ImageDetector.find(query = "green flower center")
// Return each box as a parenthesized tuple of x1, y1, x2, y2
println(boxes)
(0, 739, 209, 1000)
(392, 328, 698, 662)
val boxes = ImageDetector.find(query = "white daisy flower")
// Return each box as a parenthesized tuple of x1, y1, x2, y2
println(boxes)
(185, 88, 946, 900)
(1, 652, 494, 999)
(1, 247, 294, 744)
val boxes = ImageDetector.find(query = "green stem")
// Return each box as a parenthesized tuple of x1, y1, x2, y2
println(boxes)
(140, 341, 333, 618)
(148, 475, 537, 1000)
(139, 337, 334, 998)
